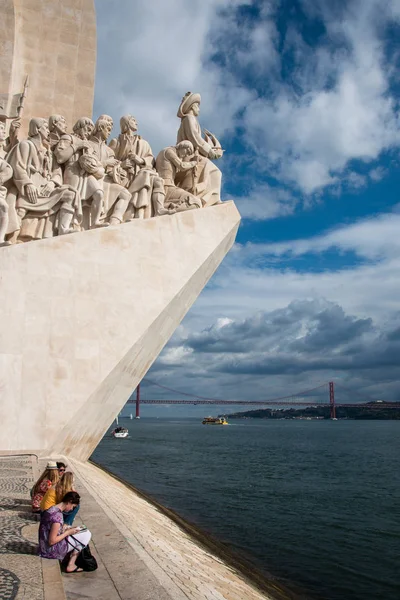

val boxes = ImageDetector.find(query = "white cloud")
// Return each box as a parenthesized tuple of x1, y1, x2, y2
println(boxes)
(94, 0, 400, 203)
(238, 212, 400, 261)
(233, 183, 298, 220)
(369, 166, 387, 182)
(158, 345, 193, 366)
(94, 0, 253, 154)
(179, 211, 400, 340)
(242, 0, 400, 193)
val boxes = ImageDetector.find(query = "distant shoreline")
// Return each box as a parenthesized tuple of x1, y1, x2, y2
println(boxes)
(225, 403, 400, 420)
(89, 458, 308, 600)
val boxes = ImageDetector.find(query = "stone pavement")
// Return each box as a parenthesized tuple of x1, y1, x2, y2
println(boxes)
(0, 455, 64, 600)
(68, 458, 277, 600)
(0, 454, 289, 600)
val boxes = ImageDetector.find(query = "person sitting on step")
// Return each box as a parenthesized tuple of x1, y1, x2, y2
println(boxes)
(40, 472, 80, 525)
(31, 461, 59, 513)
(38, 491, 91, 573)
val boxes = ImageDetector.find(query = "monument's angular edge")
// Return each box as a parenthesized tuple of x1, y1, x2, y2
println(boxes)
(52, 212, 239, 460)
(0, 202, 241, 456)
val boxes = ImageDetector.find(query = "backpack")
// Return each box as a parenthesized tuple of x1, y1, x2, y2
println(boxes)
(69, 537, 98, 572)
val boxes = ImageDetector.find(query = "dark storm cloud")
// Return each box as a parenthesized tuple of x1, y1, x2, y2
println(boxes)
(183, 300, 373, 355)
(151, 299, 400, 402)
(386, 326, 400, 341)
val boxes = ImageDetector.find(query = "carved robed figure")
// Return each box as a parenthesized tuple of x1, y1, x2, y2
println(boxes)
(88, 115, 131, 226)
(7, 118, 81, 241)
(54, 117, 107, 229)
(109, 115, 165, 219)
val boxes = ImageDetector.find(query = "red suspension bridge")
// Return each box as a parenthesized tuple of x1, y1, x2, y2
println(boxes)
(127, 380, 400, 419)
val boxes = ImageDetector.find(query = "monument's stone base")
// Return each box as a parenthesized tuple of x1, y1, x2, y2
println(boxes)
(0, 202, 240, 459)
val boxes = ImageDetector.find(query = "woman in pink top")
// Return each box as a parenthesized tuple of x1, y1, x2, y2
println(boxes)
(31, 461, 59, 513)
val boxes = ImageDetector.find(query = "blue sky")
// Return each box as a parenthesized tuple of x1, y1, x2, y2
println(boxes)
(94, 0, 400, 414)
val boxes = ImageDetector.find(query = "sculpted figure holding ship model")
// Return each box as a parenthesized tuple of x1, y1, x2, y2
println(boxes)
(176, 92, 223, 207)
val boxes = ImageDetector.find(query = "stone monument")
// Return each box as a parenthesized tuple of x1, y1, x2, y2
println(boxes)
(0, 1, 240, 460)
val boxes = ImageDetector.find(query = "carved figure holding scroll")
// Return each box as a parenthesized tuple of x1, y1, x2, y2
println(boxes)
(7, 118, 82, 242)
(109, 115, 164, 219)
(54, 117, 107, 230)
(176, 92, 223, 207)
(88, 115, 131, 226)
(155, 141, 201, 213)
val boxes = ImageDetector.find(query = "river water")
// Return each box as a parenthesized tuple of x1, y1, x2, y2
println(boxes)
(91, 418, 400, 600)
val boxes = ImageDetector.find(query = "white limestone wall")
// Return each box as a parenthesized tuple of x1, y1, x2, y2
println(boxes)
(0, 203, 240, 459)
(1, 0, 96, 135)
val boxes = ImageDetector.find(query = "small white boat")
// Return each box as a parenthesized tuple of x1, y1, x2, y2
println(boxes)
(112, 426, 129, 438)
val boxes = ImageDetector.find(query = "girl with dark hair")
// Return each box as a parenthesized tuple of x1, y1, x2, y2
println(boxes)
(38, 491, 92, 573)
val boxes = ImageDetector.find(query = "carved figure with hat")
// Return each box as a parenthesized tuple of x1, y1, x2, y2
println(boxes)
(176, 92, 223, 207)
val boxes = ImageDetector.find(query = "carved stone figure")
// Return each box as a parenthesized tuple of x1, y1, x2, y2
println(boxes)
(7, 118, 81, 242)
(48, 114, 68, 148)
(0, 119, 21, 154)
(109, 115, 164, 219)
(0, 121, 7, 161)
(73, 117, 94, 141)
(88, 115, 131, 226)
(54, 117, 106, 229)
(155, 141, 201, 213)
(176, 92, 223, 207)
(0, 120, 22, 244)
(0, 122, 14, 245)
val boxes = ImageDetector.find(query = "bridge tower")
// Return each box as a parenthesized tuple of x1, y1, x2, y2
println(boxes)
(135, 384, 141, 419)
(329, 382, 336, 419)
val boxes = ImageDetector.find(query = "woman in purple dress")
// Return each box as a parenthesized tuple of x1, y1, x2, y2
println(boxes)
(39, 491, 92, 573)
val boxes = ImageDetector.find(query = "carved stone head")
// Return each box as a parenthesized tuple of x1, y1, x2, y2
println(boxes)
(28, 117, 50, 142)
(73, 117, 94, 140)
(190, 102, 200, 117)
(49, 114, 67, 135)
(177, 92, 201, 118)
(120, 114, 138, 134)
(92, 114, 113, 141)
(176, 140, 194, 159)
